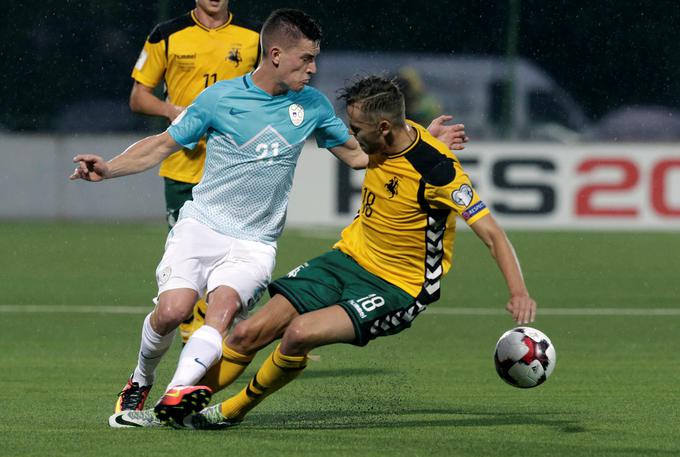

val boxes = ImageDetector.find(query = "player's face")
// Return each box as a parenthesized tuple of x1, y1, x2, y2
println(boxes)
(196, 0, 228, 15)
(347, 104, 387, 155)
(276, 38, 319, 92)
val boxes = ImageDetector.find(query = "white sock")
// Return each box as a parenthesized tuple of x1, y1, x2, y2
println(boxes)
(166, 325, 223, 390)
(131, 312, 176, 387)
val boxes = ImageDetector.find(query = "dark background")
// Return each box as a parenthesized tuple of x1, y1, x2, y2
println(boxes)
(2, 0, 678, 132)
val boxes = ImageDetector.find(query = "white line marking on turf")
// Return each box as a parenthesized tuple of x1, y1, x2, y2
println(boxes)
(426, 307, 680, 316)
(0, 305, 149, 314)
(0, 305, 679, 316)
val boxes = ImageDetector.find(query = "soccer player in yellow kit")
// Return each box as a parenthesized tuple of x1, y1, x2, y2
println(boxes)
(116, 0, 259, 412)
(154, 75, 537, 429)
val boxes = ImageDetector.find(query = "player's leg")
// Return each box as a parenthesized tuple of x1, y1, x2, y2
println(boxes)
(164, 177, 207, 344)
(186, 250, 420, 428)
(113, 218, 217, 415)
(164, 237, 276, 390)
(164, 285, 241, 391)
(153, 285, 240, 426)
(115, 287, 197, 413)
(154, 236, 276, 425)
(201, 293, 301, 393)
(183, 251, 348, 428)
(210, 305, 355, 425)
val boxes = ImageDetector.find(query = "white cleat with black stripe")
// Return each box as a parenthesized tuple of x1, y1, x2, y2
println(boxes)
(109, 409, 163, 428)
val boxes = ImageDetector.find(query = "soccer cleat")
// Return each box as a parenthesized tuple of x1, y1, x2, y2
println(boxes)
(183, 404, 242, 430)
(108, 409, 162, 428)
(114, 376, 152, 413)
(153, 385, 213, 427)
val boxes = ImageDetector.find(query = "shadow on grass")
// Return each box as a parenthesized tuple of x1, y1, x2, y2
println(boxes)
(295, 367, 396, 379)
(238, 406, 583, 433)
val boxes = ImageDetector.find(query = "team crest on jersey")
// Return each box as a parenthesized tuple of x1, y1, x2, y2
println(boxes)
(157, 266, 172, 285)
(227, 47, 243, 67)
(385, 177, 399, 198)
(288, 104, 305, 126)
(452, 184, 473, 207)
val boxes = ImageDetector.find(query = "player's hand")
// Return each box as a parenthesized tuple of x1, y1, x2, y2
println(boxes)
(69, 154, 109, 182)
(505, 294, 536, 325)
(426, 115, 469, 150)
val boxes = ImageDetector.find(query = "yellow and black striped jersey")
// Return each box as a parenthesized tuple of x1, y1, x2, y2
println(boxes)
(131, 11, 260, 183)
(334, 121, 490, 300)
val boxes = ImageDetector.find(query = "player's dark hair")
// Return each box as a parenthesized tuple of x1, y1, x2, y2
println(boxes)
(261, 9, 322, 52)
(338, 75, 406, 123)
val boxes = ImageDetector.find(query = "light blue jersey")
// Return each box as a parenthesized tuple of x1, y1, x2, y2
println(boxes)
(167, 73, 350, 245)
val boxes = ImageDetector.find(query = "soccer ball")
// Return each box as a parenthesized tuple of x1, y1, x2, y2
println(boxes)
(494, 327, 556, 388)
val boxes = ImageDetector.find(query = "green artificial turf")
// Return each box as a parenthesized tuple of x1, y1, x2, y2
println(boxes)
(0, 222, 678, 456)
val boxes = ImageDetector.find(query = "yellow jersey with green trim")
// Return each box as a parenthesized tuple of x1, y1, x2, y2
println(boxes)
(334, 121, 490, 300)
(131, 11, 260, 183)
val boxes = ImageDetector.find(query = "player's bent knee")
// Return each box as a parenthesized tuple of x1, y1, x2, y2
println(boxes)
(280, 319, 314, 354)
(226, 319, 262, 354)
(154, 298, 195, 333)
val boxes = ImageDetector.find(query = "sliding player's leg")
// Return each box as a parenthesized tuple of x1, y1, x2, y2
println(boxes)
(187, 303, 355, 429)
(200, 293, 300, 393)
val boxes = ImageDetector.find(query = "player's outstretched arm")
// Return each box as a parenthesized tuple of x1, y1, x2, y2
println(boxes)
(426, 115, 468, 150)
(469, 214, 536, 324)
(328, 137, 369, 170)
(70, 131, 179, 182)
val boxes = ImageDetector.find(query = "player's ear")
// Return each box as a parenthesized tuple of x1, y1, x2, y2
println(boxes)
(378, 120, 391, 136)
(270, 46, 281, 67)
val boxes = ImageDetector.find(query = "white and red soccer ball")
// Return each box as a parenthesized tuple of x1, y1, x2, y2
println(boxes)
(494, 327, 556, 388)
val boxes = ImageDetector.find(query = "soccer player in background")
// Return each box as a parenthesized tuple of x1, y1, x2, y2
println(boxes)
(129, 0, 260, 359)
(122, 75, 536, 429)
(70, 9, 467, 428)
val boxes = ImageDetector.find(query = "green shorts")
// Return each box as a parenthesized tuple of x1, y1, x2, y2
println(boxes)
(268, 250, 426, 346)
(164, 178, 196, 230)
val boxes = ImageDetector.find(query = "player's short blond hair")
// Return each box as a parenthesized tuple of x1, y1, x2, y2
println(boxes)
(338, 75, 406, 124)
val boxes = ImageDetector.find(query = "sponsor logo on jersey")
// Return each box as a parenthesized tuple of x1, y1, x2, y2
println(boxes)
(227, 48, 243, 67)
(175, 53, 196, 59)
(287, 262, 309, 278)
(229, 107, 249, 116)
(288, 104, 304, 126)
(452, 184, 473, 207)
(385, 177, 399, 198)
(461, 201, 487, 220)
(349, 300, 367, 319)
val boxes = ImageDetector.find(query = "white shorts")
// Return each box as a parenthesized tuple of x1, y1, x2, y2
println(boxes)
(155, 218, 276, 316)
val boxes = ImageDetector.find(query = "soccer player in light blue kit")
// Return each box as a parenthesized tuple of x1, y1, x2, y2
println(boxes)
(70, 9, 467, 427)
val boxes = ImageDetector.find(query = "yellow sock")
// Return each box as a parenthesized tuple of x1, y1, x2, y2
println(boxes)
(201, 342, 254, 393)
(219, 345, 307, 421)
(179, 298, 208, 344)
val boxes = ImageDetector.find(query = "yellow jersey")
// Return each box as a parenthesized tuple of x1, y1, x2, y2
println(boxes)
(131, 11, 260, 183)
(334, 121, 490, 300)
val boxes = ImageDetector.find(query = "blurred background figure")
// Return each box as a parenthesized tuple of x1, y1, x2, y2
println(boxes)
(395, 66, 442, 126)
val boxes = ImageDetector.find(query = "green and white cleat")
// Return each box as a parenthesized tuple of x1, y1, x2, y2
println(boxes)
(109, 409, 163, 428)
(182, 404, 242, 430)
